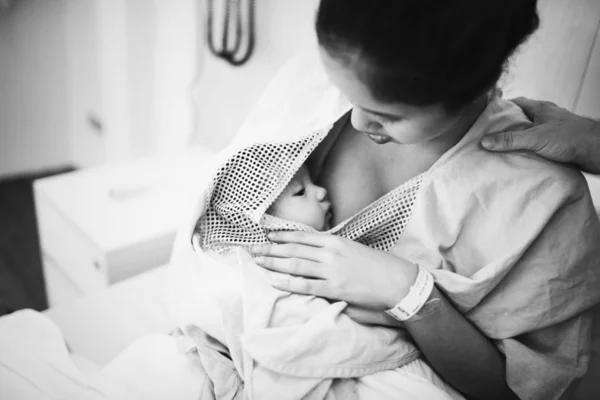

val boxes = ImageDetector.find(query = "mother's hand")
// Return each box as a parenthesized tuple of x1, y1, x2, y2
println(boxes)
(251, 231, 418, 310)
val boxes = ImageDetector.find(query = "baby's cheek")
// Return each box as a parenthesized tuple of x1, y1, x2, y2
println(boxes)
(268, 198, 297, 221)
(308, 207, 327, 231)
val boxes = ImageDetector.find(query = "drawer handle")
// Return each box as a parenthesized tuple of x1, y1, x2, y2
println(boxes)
(93, 260, 101, 270)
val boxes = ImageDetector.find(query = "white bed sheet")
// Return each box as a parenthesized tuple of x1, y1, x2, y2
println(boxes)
(43, 265, 174, 366)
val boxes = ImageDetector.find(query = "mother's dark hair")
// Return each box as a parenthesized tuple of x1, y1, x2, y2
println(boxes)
(316, 0, 539, 111)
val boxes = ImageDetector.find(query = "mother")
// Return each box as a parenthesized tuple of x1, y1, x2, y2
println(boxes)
(252, 0, 600, 399)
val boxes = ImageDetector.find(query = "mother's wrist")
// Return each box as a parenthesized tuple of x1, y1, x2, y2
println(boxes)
(404, 286, 443, 323)
(384, 264, 435, 321)
(383, 262, 419, 309)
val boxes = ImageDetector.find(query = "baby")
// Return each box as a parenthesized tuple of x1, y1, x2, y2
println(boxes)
(266, 165, 333, 231)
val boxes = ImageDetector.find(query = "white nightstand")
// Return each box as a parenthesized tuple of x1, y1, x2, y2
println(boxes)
(34, 146, 215, 308)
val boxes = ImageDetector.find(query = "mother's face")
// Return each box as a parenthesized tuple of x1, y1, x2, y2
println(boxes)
(320, 48, 468, 146)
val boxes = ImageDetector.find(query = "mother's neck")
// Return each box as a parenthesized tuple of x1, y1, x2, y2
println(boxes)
(408, 94, 489, 160)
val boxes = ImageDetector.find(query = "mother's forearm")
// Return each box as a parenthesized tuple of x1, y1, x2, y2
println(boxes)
(405, 286, 519, 400)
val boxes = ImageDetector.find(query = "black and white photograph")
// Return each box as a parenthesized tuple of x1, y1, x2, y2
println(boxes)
(1, 0, 599, 399)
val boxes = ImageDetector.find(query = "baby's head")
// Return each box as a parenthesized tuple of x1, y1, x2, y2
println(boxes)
(267, 165, 332, 231)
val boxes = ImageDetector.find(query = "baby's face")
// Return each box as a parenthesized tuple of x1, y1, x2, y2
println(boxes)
(268, 166, 332, 230)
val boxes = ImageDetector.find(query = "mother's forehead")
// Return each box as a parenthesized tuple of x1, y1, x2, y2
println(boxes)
(320, 49, 446, 118)
(319, 48, 424, 115)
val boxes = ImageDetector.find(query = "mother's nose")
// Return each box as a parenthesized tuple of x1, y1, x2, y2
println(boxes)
(351, 108, 381, 133)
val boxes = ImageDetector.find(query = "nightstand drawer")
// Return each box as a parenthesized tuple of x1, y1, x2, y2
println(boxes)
(41, 252, 84, 308)
(35, 191, 109, 294)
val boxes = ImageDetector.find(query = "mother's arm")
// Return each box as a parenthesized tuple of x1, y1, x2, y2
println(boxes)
(252, 233, 517, 400)
(404, 285, 518, 400)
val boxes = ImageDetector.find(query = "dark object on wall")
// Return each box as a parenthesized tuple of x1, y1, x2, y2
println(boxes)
(207, 0, 255, 66)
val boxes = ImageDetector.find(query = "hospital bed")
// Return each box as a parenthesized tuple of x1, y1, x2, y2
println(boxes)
(42, 265, 173, 368)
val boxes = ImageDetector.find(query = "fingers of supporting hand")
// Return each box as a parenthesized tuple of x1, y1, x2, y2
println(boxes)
(480, 127, 544, 152)
(269, 273, 330, 297)
(510, 96, 542, 120)
(256, 256, 325, 279)
(510, 97, 558, 123)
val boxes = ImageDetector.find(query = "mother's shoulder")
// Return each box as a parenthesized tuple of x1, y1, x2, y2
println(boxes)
(433, 96, 587, 195)
(437, 139, 588, 204)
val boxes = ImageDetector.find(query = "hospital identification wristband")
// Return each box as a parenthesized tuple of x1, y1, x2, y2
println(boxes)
(385, 264, 435, 322)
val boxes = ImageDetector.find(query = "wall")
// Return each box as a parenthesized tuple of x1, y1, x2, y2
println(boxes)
(67, 0, 207, 166)
(152, 0, 198, 156)
(502, 0, 600, 114)
(67, 0, 199, 167)
(573, 4, 600, 118)
(0, 0, 201, 177)
(191, 0, 320, 151)
(64, 0, 104, 168)
(0, 0, 71, 177)
(67, 0, 320, 163)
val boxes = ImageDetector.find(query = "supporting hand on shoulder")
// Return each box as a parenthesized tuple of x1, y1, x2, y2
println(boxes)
(481, 97, 600, 174)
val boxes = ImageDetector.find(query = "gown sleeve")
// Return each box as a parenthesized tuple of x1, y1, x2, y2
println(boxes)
(394, 148, 600, 400)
